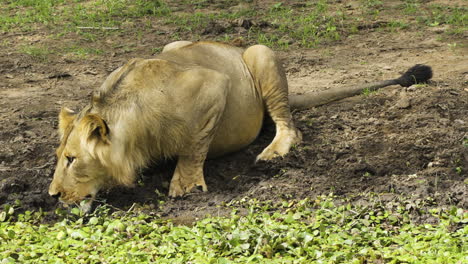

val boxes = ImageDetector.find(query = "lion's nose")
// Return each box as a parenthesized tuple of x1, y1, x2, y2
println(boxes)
(49, 181, 61, 198)
(49, 191, 61, 199)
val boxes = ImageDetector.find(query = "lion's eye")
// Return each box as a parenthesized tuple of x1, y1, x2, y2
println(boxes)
(65, 156, 76, 166)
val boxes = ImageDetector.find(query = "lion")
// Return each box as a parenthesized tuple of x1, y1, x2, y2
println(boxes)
(48, 41, 432, 211)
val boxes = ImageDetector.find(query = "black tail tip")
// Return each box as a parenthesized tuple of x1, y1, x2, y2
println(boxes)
(397, 64, 433, 87)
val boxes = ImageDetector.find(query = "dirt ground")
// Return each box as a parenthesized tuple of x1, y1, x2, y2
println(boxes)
(0, 1, 467, 222)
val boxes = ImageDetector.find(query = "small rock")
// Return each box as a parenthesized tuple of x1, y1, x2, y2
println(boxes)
(406, 85, 422, 92)
(12, 135, 24, 142)
(316, 159, 328, 167)
(428, 158, 445, 168)
(24, 130, 37, 138)
(395, 94, 411, 109)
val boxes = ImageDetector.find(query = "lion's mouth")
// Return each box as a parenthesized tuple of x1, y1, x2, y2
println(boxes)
(78, 198, 94, 213)
(59, 194, 95, 213)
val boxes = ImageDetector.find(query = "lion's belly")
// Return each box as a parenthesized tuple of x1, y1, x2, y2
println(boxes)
(208, 88, 264, 158)
(204, 49, 264, 158)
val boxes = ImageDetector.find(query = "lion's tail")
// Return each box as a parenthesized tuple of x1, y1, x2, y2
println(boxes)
(289, 64, 433, 110)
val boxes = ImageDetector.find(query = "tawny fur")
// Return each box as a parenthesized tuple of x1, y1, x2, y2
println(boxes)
(49, 41, 432, 209)
(49, 41, 302, 207)
(58, 59, 189, 187)
(50, 41, 433, 210)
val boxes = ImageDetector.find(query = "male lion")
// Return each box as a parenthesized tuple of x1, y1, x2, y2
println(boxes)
(49, 41, 432, 211)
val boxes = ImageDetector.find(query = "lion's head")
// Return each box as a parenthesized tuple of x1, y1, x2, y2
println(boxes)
(49, 107, 112, 211)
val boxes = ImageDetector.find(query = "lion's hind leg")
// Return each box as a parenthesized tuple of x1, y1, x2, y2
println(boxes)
(242, 45, 302, 161)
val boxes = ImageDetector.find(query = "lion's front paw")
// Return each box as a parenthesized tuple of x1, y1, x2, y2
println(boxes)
(168, 181, 185, 197)
(168, 180, 208, 198)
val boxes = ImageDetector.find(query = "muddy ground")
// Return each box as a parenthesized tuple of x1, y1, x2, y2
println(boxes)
(0, 1, 467, 222)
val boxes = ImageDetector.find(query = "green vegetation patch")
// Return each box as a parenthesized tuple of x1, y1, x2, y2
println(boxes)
(19, 44, 52, 62)
(1, 0, 466, 53)
(257, 1, 343, 49)
(0, 0, 170, 32)
(1, 195, 466, 263)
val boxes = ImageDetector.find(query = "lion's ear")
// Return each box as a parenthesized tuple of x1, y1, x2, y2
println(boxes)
(58, 107, 76, 138)
(79, 114, 110, 144)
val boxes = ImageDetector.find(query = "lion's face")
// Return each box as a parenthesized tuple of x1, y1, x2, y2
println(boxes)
(49, 107, 111, 210)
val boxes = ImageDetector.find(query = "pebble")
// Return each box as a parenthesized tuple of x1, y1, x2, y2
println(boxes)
(406, 85, 421, 92)
(316, 159, 328, 167)
(395, 96, 411, 109)
(12, 135, 24, 142)
(24, 130, 37, 138)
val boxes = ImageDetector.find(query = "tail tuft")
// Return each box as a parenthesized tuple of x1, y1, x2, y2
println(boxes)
(396, 64, 433, 87)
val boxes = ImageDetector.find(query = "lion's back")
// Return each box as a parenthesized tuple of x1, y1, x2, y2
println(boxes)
(95, 42, 265, 158)
(158, 42, 265, 156)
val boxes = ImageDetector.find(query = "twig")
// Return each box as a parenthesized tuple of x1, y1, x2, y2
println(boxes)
(29, 162, 53, 170)
(77, 26, 120, 30)
(127, 203, 137, 213)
